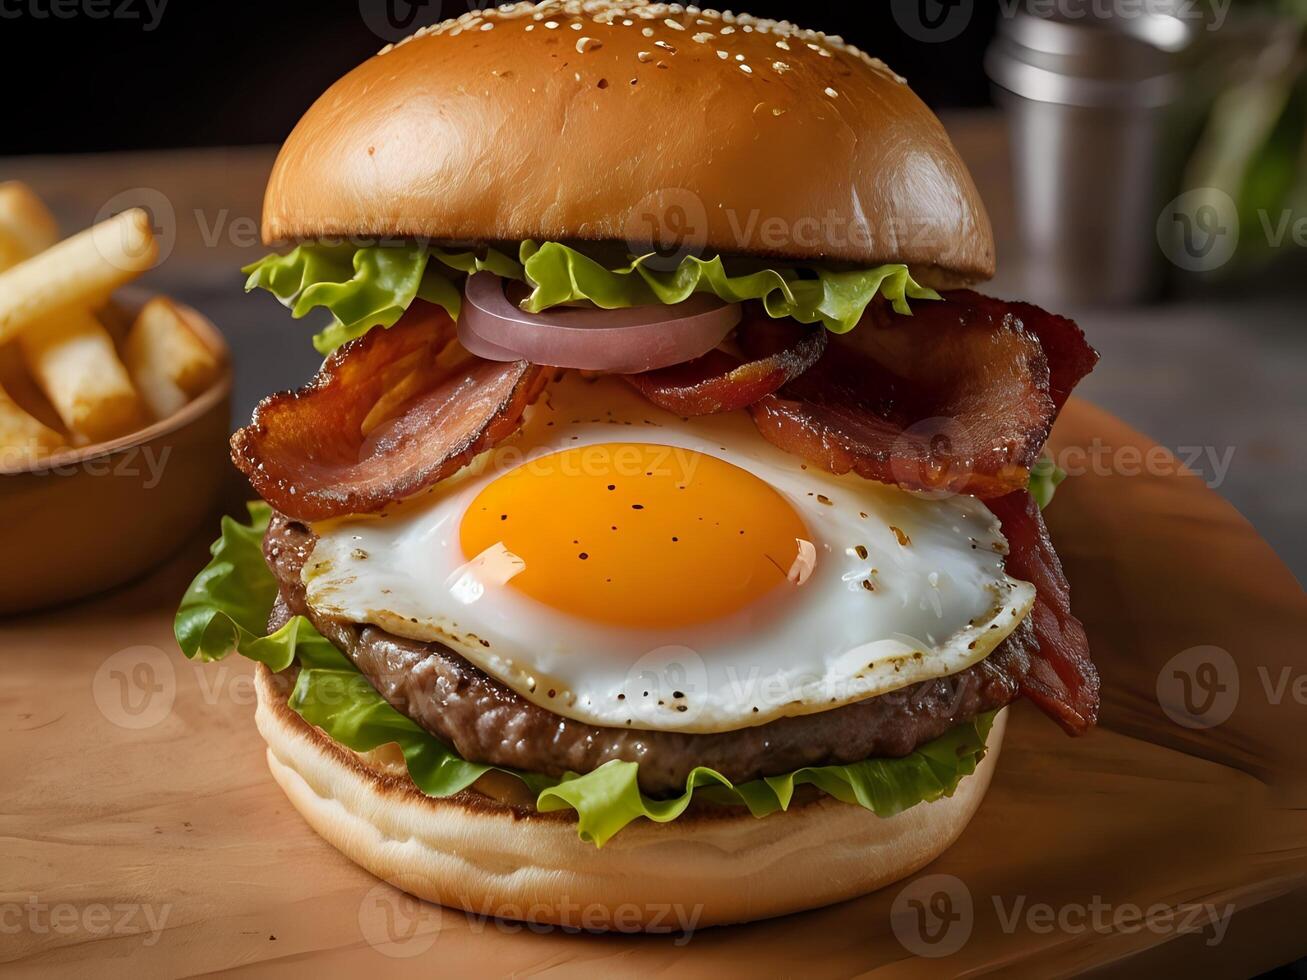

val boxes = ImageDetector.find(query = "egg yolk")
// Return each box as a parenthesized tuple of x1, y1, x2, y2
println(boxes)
(460, 443, 808, 629)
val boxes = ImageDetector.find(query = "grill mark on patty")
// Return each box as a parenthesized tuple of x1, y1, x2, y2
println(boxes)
(265, 512, 1026, 797)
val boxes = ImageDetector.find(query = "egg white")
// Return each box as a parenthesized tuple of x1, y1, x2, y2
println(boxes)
(303, 373, 1035, 735)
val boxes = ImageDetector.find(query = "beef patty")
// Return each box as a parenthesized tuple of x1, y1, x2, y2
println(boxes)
(266, 513, 1028, 796)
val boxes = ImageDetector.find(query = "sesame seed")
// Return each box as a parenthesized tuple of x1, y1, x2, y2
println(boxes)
(577, 35, 601, 52)
(372, 1, 909, 88)
(655, 39, 676, 52)
(773, 60, 791, 73)
(545, 20, 559, 29)
(716, 49, 729, 59)
(825, 86, 839, 97)
(480, 21, 494, 30)
(692, 31, 712, 42)
(739, 63, 752, 73)
(642, 26, 654, 36)
(734, 52, 745, 61)
(637, 50, 653, 61)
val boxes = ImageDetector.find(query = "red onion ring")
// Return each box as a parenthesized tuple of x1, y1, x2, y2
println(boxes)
(458, 272, 742, 373)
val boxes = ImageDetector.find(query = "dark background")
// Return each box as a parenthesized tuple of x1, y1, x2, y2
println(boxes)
(0, 0, 997, 155)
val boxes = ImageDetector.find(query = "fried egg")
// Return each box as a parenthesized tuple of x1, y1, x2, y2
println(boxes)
(303, 373, 1035, 735)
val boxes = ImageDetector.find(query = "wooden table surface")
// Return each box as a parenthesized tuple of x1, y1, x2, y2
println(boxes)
(3, 114, 1302, 585)
(4, 400, 1305, 977)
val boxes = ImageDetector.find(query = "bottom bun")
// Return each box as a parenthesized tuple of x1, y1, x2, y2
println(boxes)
(254, 664, 1005, 930)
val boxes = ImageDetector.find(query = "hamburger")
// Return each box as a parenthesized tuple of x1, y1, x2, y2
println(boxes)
(176, 0, 1100, 931)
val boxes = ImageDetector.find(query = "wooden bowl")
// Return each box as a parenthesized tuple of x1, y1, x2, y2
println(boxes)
(0, 298, 232, 616)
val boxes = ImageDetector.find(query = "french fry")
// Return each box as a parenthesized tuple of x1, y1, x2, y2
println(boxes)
(123, 297, 220, 419)
(0, 183, 68, 465)
(0, 380, 65, 468)
(0, 233, 25, 272)
(0, 341, 64, 432)
(0, 209, 158, 345)
(0, 181, 59, 278)
(19, 308, 146, 445)
(0, 181, 60, 260)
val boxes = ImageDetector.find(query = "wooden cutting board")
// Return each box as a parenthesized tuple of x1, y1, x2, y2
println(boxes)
(3, 400, 1305, 978)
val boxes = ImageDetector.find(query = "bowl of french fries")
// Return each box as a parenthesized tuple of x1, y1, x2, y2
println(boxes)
(0, 182, 232, 615)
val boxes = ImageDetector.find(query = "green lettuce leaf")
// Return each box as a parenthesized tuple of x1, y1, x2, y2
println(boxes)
(430, 246, 525, 282)
(535, 712, 994, 846)
(174, 501, 346, 672)
(1030, 456, 1068, 510)
(293, 659, 995, 847)
(518, 240, 939, 332)
(242, 244, 465, 356)
(291, 667, 498, 797)
(177, 507, 995, 846)
(243, 240, 940, 353)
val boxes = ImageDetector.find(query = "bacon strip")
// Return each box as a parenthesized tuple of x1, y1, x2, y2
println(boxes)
(231, 304, 548, 522)
(744, 291, 1098, 499)
(623, 310, 826, 416)
(990, 490, 1099, 734)
(961, 292, 1100, 414)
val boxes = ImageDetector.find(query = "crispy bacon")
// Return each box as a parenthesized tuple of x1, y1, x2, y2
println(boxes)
(623, 309, 826, 416)
(744, 291, 1098, 499)
(990, 490, 1099, 734)
(231, 304, 548, 522)
(949, 292, 1100, 414)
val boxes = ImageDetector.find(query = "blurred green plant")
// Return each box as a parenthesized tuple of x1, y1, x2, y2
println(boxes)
(1275, 0, 1307, 20)
(1187, 0, 1307, 272)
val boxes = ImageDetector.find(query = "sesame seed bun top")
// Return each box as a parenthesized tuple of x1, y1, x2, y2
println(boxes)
(262, 0, 995, 287)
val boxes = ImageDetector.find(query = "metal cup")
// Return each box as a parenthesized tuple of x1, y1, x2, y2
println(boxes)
(986, 1, 1215, 305)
